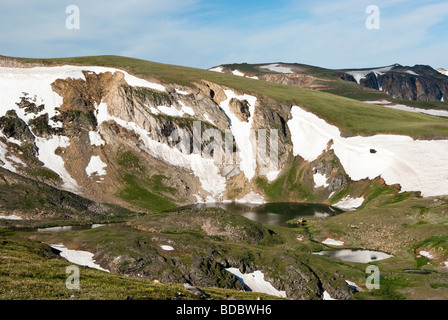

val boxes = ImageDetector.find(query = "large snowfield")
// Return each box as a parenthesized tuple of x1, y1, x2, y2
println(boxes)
(287, 105, 448, 197)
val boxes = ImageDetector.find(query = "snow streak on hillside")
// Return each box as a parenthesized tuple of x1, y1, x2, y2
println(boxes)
(219, 90, 258, 181)
(95, 102, 227, 201)
(346, 65, 395, 84)
(287, 106, 448, 197)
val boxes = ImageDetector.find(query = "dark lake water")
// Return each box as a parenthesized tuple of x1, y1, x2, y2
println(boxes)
(183, 202, 343, 227)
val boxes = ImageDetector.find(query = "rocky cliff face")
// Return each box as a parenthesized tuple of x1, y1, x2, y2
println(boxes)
(1, 58, 448, 215)
(336, 64, 448, 102)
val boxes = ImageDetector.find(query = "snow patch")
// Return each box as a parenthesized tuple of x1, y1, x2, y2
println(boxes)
(287, 105, 448, 197)
(419, 251, 433, 259)
(203, 114, 215, 125)
(50, 243, 109, 272)
(226, 268, 287, 298)
(178, 100, 195, 116)
(365, 101, 448, 118)
(406, 70, 419, 76)
(0, 214, 23, 220)
(363, 100, 392, 105)
(209, 66, 224, 73)
(265, 170, 280, 182)
(232, 70, 245, 77)
(161, 245, 175, 251)
(313, 170, 329, 188)
(88, 131, 105, 146)
(35, 135, 80, 192)
(346, 65, 394, 84)
(322, 238, 345, 246)
(323, 291, 336, 300)
(260, 64, 293, 74)
(85, 155, 107, 177)
(175, 89, 190, 95)
(157, 101, 195, 117)
(334, 196, 364, 211)
(157, 105, 184, 117)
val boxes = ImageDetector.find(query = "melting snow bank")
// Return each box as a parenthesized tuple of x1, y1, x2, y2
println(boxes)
(219, 90, 258, 181)
(85, 155, 107, 178)
(226, 268, 287, 298)
(89, 131, 105, 146)
(232, 70, 245, 77)
(333, 196, 365, 211)
(49, 244, 110, 272)
(287, 105, 448, 197)
(209, 66, 224, 73)
(313, 170, 329, 188)
(345, 65, 395, 84)
(419, 251, 433, 259)
(364, 100, 448, 118)
(0, 214, 23, 220)
(35, 136, 80, 192)
(323, 291, 336, 300)
(322, 239, 345, 246)
(260, 64, 293, 74)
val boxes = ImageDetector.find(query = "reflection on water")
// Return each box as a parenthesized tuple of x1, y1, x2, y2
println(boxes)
(183, 202, 343, 227)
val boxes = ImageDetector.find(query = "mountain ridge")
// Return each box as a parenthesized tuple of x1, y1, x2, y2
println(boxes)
(1, 55, 448, 213)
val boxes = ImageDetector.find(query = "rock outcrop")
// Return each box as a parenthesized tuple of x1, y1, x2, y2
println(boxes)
(335, 64, 448, 102)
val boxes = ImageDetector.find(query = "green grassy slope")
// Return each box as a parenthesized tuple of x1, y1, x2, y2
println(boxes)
(0, 229, 280, 300)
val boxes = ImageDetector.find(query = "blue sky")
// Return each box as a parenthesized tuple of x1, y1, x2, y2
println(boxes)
(0, 0, 447, 69)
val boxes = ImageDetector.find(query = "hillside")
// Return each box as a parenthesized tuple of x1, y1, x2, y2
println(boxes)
(214, 62, 448, 110)
(1, 55, 448, 211)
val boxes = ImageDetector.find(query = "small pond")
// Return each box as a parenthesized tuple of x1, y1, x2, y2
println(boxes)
(183, 202, 343, 227)
(314, 249, 394, 263)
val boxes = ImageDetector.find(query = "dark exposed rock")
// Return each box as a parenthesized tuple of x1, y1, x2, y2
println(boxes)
(312, 150, 349, 192)
(229, 98, 250, 122)
(360, 72, 380, 90)
(0, 110, 35, 143)
(15, 96, 45, 115)
(378, 71, 447, 101)
(332, 71, 356, 83)
(28, 113, 61, 138)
